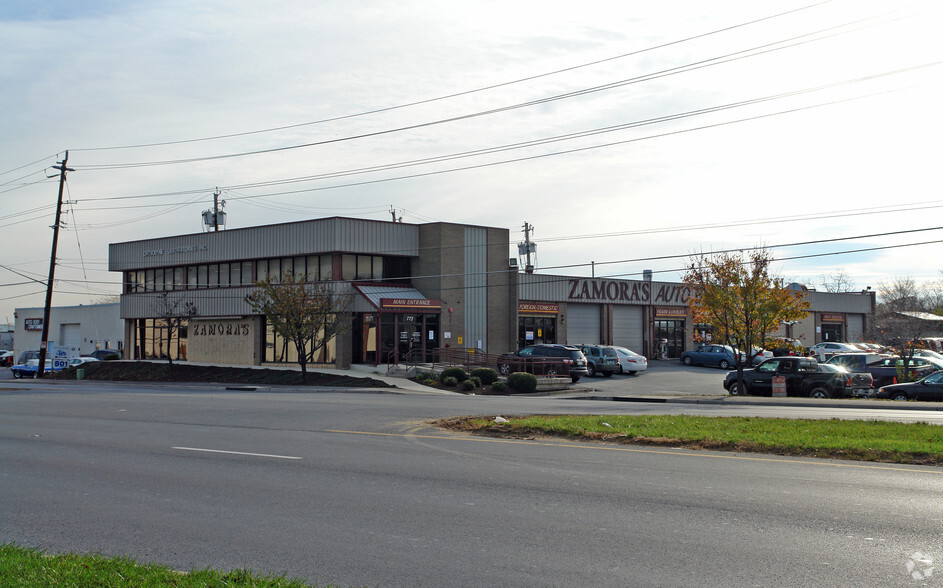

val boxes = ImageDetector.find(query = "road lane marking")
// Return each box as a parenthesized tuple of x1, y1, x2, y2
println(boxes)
(173, 447, 301, 460)
(324, 429, 943, 475)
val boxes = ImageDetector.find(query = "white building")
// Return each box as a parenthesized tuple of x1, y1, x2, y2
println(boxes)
(13, 303, 123, 361)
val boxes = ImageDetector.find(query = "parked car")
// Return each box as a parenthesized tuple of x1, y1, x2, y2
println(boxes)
(17, 350, 40, 364)
(806, 342, 859, 361)
(875, 371, 943, 401)
(826, 353, 934, 388)
(751, 346, 774, 366)
(724, 356, 850, 398)
(69, 357, 100, 367)
(0, 350, 13, 367)
(497, 344, 589, 383)
(86, 349, 121, 360)
(577, 344, 619, 377)
(680, 345, 745, 369)
(10, 359, 60, 378)
(913, 348, 943, 362)
(818, 363, 873, 397)
(613, 346, 647, 375)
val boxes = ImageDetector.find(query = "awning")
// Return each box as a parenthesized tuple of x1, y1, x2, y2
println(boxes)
(353, 284, 441, 312)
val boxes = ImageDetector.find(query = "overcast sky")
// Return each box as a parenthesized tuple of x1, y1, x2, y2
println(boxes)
(2, 0, 941, 324)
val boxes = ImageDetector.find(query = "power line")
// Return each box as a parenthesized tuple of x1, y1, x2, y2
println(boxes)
(67, 1, 835, 153)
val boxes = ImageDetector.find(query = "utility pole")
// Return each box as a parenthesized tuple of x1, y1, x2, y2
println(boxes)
(37, 152, 73, 377)
(522, 222, 535, 273)
(213, 188, 220, 231)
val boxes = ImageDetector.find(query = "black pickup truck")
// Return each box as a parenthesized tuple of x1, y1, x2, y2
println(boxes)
(825, 354, 935, 388)
(724, 356, 850, 398)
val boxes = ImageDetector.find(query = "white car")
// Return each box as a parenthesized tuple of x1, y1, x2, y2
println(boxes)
(69, 357, 101, 367)
(613, 346, 648, 375)
(807, 342, 859, 361)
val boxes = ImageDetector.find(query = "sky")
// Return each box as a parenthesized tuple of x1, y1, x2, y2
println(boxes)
(2, 0, 942, 324)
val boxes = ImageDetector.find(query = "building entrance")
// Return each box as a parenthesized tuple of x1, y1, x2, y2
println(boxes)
(518, 316, 556, 349)
(654, 319, 685, 359)
(373, 313, 439, 364)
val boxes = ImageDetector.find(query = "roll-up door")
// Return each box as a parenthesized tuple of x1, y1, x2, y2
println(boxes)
(60, 323, 81, 351)
(612, 305, 644, 351)
(567, 303, 601, 344)
(846, 315, 864, 341)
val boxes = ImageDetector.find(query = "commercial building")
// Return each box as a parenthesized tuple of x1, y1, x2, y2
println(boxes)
(12, 303, 123, 361)
(107, 217, 876, 367)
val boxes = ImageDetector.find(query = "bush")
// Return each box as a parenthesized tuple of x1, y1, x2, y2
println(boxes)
(507, 372, 537, 394)
(469, 376, 481, 387)
(470, 367, 499, 385)
(462, 379, 477, 391)
(439, 367, 468, 383)
(491, 381, 507, 392)
(442, 376, 458, 387)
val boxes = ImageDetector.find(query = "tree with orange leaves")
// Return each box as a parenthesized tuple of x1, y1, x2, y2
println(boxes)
(684, 249, 808, 393)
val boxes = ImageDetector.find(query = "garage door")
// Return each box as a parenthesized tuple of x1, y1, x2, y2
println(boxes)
(612, 305, 644, 351)
(846, 315, 864, 341)
(566, 303, 601, 344)
(60, 323, 81, 351)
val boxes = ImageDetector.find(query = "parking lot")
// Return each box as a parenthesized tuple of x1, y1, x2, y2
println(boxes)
(569, 359, 729, 397)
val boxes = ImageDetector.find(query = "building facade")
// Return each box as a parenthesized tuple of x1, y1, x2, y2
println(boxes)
(12, 303, 123, 361)
(108, 217, 876, 366)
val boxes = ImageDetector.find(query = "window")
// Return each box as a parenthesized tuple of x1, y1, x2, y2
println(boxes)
(197, 265, 208, 289)
(154, 268, 164, 292)
(342, 255, 355, 280)
(241, 261, 253, 285)
(306, 256, 319, 281)
(219, 263, 230, 288)
(320, 256, 333, 280)
(294, 256, 305, 281)
(174, 267, 184, 291)
(187, 266, 197, 289)
(230, 263, 240, 287)
(357, 255, 372, 279)
(208, 264, 219, 288)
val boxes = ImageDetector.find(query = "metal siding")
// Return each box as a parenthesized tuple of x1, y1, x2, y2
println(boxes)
(567, 303, 601, 344)
(518, 273, 572, 301)
(464, 227, 487, 349)
(612, 305, 644, 350)
(109, 217, 419, 271)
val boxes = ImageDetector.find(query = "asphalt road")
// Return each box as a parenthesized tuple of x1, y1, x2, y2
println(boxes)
(2, 377, 942, 587)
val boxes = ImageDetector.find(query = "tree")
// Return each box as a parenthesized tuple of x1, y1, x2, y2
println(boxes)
(819, 268, 855, 293)
(154, 291, 198, 366)
(684, 249, 809, 393)
(868, 276, 940, 381)
(245, 270, 351, 384)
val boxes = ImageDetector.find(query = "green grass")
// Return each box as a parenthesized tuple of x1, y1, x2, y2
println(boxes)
(442, 414, 943, 465)
(0, 544, 339, 587)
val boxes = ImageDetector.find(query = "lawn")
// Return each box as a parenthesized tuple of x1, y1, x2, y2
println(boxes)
(439, 414, 943, 465)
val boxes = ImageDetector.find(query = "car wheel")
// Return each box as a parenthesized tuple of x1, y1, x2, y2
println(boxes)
(547, 368, 557, 377)
(682, 356, 693, 366)
(809, 387, 830, 399)
(498, 363, 511, 375)
(627, 371, 637, 376)
(12, 371, 20, 379)
(588, 364, 597, 377)
(603, 371, 613, 377)
(719, 360, 730, 369)
(729, 382, 747, 396)
(570, 375, 581, 383)
(891, 392, 909, 402)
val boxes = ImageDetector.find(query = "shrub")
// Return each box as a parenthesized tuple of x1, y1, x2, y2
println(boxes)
(470, 367, 499, 385)
(507, 372, 537, 394)
(469, 376, 481, 387)
(442, 376, 458, 387)
(462, 379, 477, 391)
(439, 367, 468, 383)
(491, 381, 507, 392)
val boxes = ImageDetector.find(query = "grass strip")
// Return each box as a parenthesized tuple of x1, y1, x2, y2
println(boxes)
(0, 544, 340, 587)
(440, 414, 943, 465)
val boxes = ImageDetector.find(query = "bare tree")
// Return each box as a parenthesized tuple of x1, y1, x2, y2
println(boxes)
(819, 268, 855, 293)
(868, 276, 934, 381)
(154, 292, 198, 366)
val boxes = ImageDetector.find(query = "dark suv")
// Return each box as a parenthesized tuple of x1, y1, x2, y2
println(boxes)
(497, 344, 589, 383)
(577, 344, 619, 377)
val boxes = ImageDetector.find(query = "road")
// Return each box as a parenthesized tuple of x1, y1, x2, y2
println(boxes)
(3, 374, 943, 587)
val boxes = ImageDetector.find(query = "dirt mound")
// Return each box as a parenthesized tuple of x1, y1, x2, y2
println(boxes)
(50, 361, 393, 388)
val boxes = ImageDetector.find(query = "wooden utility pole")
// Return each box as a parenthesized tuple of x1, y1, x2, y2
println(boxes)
(37, 152, 73, 377)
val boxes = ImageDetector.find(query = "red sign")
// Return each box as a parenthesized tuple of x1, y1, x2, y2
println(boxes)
(821, 313, 845, 322)
(519, 302, 559, 314)
(380, 298, 441, 311)
(655, 307, 687, 318)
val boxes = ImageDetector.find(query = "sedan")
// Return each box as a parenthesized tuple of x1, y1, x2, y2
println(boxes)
(875, 371, 943, 401)
(69, 357, 100, 367)
(613, 346, 647, 375)
(680, 345, 745, 369)
(10, 359, 59, 378)
(0, 350, 13, 367)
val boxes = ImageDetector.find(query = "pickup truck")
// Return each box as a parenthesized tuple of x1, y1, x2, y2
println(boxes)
(724, 356, 850, 398)
(825, 354, 934, 388)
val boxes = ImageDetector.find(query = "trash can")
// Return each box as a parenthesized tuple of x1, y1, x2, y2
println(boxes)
(76, 368, 84, 380)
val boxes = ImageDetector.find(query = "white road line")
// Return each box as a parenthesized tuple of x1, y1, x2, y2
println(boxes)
(172, 447, 302, 460)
